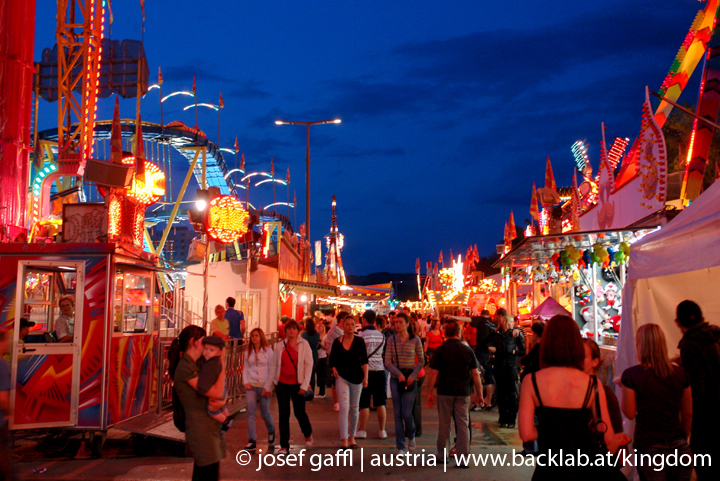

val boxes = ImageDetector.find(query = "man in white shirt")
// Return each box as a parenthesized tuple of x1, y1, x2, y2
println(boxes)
(356, 310, 388, 439)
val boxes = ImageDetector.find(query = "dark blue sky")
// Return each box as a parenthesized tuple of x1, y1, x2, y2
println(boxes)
(35, 0, 703, 275)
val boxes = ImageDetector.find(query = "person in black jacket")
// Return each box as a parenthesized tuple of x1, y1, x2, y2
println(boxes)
(470, 309, 499, 408)
(675, 300, 720, 481)
(494, 315, 526, 428)
(520, 321, 544, 382)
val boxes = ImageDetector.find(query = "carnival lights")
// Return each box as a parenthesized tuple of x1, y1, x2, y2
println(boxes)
(121, 156, 166, 205)
(206, 195, 249, 243)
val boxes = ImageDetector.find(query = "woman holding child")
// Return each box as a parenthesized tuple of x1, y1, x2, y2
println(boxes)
(168, 325, 226, 481)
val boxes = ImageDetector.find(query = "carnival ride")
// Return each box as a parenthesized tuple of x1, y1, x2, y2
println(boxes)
(0, 0, 300, 453)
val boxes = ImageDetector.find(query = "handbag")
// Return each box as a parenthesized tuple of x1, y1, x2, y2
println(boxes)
(285, 341, 314, 400)
(393, 337, 415, 393)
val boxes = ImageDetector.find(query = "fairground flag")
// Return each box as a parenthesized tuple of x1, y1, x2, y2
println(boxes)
(449, 249, 454, 263)
(192, 76, 196, 96)
(108, 0, 114, 24)
(111, 96, 123, 164)
(234, 137, 239, 154)
(270, 157, 275, 177)
(530, 182, 539, 221)
(473, 244, 479, 263)
(416, 258, 421, 274)
(219, 92, 225, 109)
(503, 222, 510, 253)
(545, 155, 557, 192)
(426, 261, 432, 273)
(139, 0, 145, 23)
(158, 66, 163, 86)
(508, 210, 517, 241)
(433, 262, 438, 275)
(438, 250, 443, 266)
(240, 152, 245, 171)
(286, 167, 290, 184)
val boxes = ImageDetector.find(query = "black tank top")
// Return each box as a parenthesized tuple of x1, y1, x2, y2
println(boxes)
(530, 372, 602, 481)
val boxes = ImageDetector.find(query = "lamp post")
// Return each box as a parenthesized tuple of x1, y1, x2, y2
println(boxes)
(274, 118, 341, 246)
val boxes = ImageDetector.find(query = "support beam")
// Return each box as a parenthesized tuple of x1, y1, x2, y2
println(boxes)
(156, 149, 201, 257)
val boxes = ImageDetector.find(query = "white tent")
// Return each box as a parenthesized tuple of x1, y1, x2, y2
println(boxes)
(616, 179, 720, 377)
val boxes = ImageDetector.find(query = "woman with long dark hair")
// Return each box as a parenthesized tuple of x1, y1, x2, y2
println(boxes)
(168, 325, 226, 481)
(243, 327, 275, 451)
(518, 315, 618, 481)
(384, 312, 424, 455)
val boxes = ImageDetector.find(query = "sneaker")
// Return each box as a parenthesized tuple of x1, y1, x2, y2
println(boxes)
(305, 435, 313, 447)
(355, 430, 367, 439)
(379, 430, 388, 439)
(471, 404, 483, 412)
(397, 448, 407, 456)
(333, 403, 340, 412)
(245, 440, 256, 450)
(408, 438, 416, 451)
(277, 447, 288, 455)
(315, 394, 325, 399)
(268, 432, 275, 445)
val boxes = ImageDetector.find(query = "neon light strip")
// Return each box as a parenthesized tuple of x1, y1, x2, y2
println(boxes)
(161, 91, 195, 103)
(255, 178, 287, 186)
(264, 202, 295, 210)
(224, 168, 246, 178)
(219, 148, 239, 154)
(240, 172, 272, 182)
(183, 103, 219, 111)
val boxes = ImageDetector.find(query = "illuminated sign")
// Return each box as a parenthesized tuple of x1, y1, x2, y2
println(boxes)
(122, 157, 166, 205)
(206, 195, 249, 243)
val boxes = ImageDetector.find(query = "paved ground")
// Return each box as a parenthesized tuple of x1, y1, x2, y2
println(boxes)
(12, 384, 534, 480)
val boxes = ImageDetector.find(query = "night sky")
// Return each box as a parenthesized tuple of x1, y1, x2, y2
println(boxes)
(34, 0, 703, 275)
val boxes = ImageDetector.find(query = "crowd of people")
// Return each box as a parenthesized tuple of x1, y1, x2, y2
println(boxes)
(167, 299, 719, 480)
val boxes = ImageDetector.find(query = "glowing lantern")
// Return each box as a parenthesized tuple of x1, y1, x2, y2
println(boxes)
(122, 156, 166, 205)
(206, 195, 249, 243)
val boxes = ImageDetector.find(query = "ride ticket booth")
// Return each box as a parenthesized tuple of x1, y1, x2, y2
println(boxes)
(0, 243, 162, 454)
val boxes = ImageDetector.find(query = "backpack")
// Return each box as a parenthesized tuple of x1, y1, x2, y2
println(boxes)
(172, 385, 186, 432)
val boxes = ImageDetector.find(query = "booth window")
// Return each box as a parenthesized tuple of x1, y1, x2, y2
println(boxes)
(22, 266, 78, 343)
(113, 268, 153, 334)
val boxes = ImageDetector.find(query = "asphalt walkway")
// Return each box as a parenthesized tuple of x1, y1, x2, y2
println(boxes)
(14, 383, 534, 480)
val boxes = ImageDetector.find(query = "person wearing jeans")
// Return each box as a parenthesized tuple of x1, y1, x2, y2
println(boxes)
(270, 320, 314, 453)
(243, 328, 275, 450)
(426, 320, 483, 465)
(330, 316, 368, 449)
(384, 313, 424, 454)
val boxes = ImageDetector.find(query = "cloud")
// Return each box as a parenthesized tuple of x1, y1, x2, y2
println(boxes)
(227, 79, 272, 99)
(164, 60, 236, 84)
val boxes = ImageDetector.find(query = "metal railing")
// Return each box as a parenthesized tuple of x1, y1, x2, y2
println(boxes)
(158, 332, 280, 414)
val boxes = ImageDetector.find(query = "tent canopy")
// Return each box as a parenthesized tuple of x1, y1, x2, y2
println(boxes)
(617, 180, 720, 379)
(629, 179, 720, 280)
(531, 296, 571, 320)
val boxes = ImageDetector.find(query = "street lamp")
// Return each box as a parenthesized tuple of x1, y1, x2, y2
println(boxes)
(274, 118, 341, 244)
